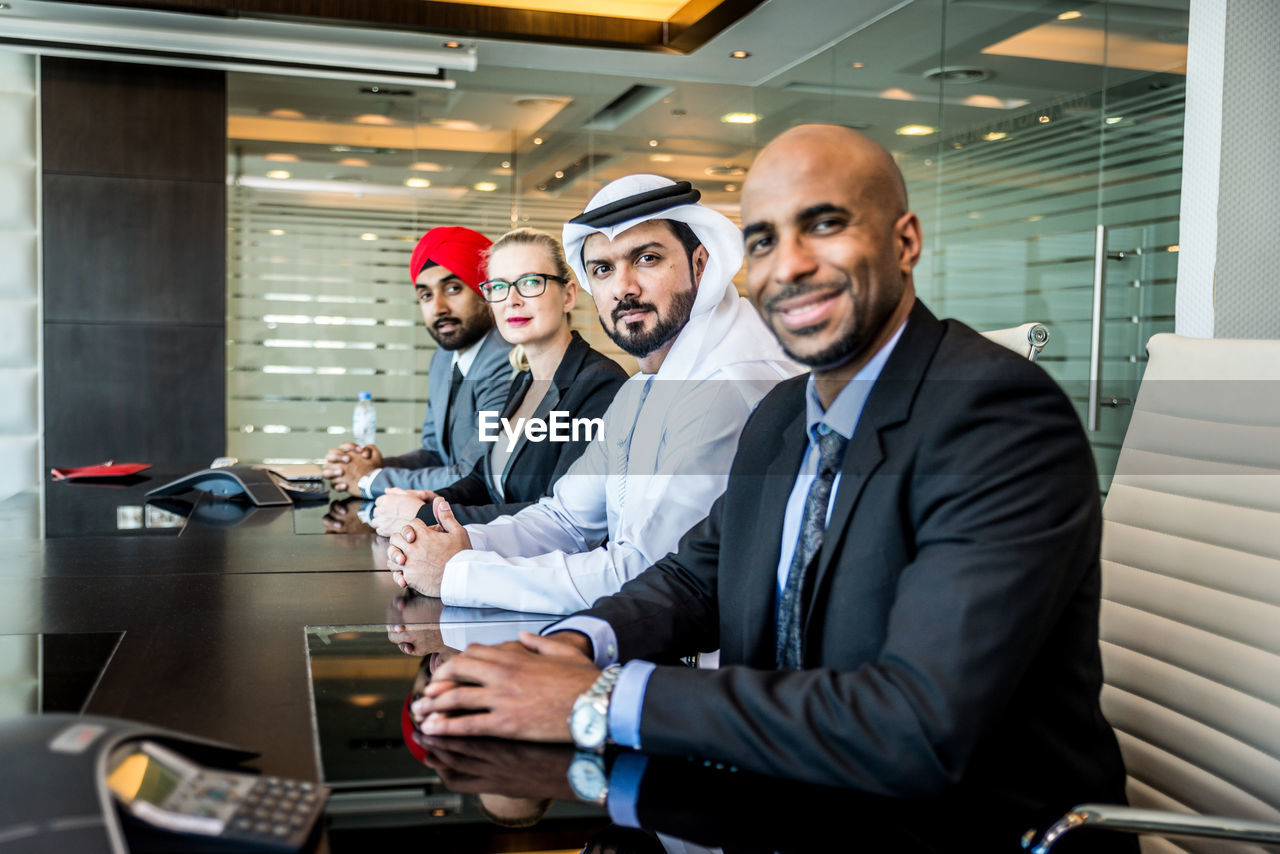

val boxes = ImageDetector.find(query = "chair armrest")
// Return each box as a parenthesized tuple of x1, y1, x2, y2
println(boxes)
(1024, 804, 1280, 852)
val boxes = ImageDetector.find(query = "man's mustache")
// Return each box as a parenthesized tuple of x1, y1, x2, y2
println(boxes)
(433, 316, 462, 331)
(762, 281, 848, 314)
(612, 299, 657, 324)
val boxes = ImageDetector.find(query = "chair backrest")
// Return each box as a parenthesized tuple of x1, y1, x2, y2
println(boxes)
(1098, 333, 1280, 854)
(980, 322, 1050, 361)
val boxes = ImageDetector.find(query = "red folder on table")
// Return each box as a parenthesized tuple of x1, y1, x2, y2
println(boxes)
(50, 462, 151, 481)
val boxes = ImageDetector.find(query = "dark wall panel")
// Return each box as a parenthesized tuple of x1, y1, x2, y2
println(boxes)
(44, 323, 225, 468)
(43, 175, 225, 324)
(42, 58, 227, 474)
(41, 59, 225, 182)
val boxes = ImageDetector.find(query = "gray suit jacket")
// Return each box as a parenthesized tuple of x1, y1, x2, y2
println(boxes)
(372, 326, 513, 495)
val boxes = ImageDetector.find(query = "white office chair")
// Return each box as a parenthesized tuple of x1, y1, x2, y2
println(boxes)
(981, 322, 1051, 361)
(1027, 333, 1280, 853)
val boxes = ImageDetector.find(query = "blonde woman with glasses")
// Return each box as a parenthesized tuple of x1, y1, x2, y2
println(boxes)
(372, 228, 627, 534)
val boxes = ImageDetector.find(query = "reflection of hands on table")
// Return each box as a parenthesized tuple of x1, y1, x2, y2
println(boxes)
(386, 498, 470, 596)
(322, 442, 382, 493)
(412, 631, 599, 742)
(413, 735, 577, 802)
(373, 488, 435, 537)
(322, 497, 374, 535)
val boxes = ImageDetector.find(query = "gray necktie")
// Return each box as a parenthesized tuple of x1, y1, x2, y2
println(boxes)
(776, 428, 848, 669)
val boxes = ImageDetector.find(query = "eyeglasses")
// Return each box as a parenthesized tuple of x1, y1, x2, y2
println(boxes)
(478, 273, 566, 303)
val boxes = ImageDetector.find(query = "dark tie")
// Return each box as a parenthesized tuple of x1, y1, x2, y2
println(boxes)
(441, 363, 464, 451)
(776, 428, 849, 669)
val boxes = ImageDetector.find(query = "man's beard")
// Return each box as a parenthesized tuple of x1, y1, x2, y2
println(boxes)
(428, 313, 491, 351)
(600, 286, 697, 359)
(763, 276, 900, 371)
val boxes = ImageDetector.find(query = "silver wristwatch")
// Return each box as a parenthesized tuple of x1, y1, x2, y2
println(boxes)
(567, 751, 609, 805)
(569, 664, 622, 753)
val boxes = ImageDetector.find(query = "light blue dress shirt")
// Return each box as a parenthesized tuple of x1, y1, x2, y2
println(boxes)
(547, 321, 907, 753)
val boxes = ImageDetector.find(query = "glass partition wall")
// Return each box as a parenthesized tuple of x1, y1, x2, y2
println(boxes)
(225, 0, 1188, 489)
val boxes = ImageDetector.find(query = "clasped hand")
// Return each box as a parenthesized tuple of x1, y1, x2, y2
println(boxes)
(322, 441, 383, 493)
(372, 487, 436, 537)
(387, 496, 471, 596)
(410, 631, 600, 742)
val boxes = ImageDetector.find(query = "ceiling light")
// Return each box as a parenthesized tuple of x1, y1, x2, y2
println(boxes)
(337, 157, 369, 167)
(962, 94, 1006, 109)
(267, 228, 286, 235)
(431, 118, 490, 132)
(983, 131, 1008, 141)
(1057, 10, 1083, 21)
(721, 112, 760, 125)
(1105, 116, 1124, 124)
(1028, 215, 1044, 222)
(851, 62, 865, 69)
(360, 232, 378, 241)
(1167, 244, 1179, 253)
(404, 177, 431, 188)
(269, 108, 304, 119)
(500, 160, 511, 168)
(533, 137, 544, 145)
(553, 170, 564, 179)
(266, 169, 291, 179)
(895, 124, 936, 136)
(1038, 115, 1051, 123)
(263, 153, 299, 162)
(923, 66, 990, 84)
(650, 153, 673, 163)
(705, 164, 747, 177)
(443, 41, 464, 49)
(409, 161, 443, 172)
(724, 184, 738, 192)
(354, 114, 392, 125)
(729, 50, 751, 59)
(881, 88, 916, 101)
(648, 139, 659, 147)
(473, 182, 498, 192)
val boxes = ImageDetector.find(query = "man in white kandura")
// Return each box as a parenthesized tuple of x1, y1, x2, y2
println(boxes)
(386, 174, 800, 614)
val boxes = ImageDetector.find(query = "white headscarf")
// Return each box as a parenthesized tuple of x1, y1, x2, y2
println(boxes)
(562, 174, 796, 384)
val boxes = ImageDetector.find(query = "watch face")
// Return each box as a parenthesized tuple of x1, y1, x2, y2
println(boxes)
(568, 755, 607, 802)
(570, 701, 607, 750)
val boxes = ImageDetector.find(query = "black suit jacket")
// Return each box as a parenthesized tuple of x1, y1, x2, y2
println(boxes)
(419, 331, 628, 527)
(578, 301, 1129, 847)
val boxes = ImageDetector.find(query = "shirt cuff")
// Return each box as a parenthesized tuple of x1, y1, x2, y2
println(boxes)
(608, 660, 655, 750)
(542, 616, 619, 668)
(355, 500, 375, 524)
(356, 468, 382, 498)
(605, 751, 649, 827)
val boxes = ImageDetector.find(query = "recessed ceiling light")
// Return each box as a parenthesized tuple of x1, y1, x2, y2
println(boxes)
(338, 157, 369, 167)
(553, 170, 565, 179)
(263, 153, 299, 162)
(724, 184, 738, 192)
(881, 88, 916, 102)
(1057, 10, 1083, 21)
(1167, 244, 1180, 253)
(1105, 116, 1124, 124)
(404, 177, 431, 188)
(1038, 115, 1052, 123)
(648, 139, 660, 147)
(1028, 215, 1044, 222)
(895, 124, 936, 136)
(473, 182, 498, 192)
(983, 131, 1008, 141)
(705, 164, 747, 177)
(409, 161, 443, 172)
(650, 153, 674, 163)
(360, 232, 378, 241)
(851, 61, 865, 69)
(532, 137, 544, 145)
(267, 228, 286, 236)
(443, 41, 464, 49)
(355, 114, 392, 125)
(265, 170, 291, 179)
(269, 108, 304, 119)
(729, 50, 751, 59)
(500, 160, 511, 169)
(721, 112, 760, 125)
(923, 66, 990, 84)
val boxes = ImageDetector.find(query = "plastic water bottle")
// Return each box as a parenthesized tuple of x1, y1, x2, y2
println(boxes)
(352, 392, 377, 446)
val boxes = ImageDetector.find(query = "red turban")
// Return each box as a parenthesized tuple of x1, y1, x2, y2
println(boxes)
(408, 226, 492, 295)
